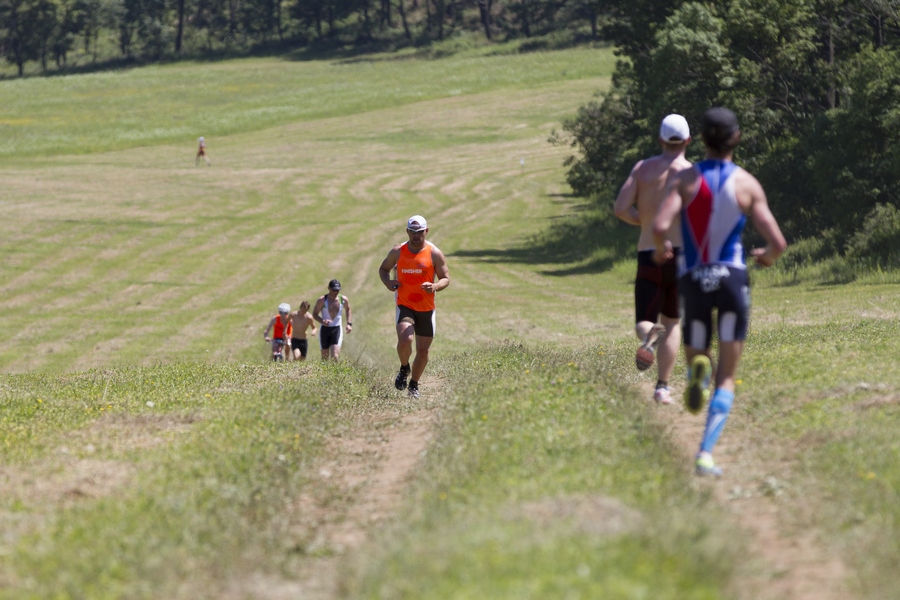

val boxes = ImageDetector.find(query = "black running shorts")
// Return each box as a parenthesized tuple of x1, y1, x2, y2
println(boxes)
(291, 338, 308, 357)
(396, 305, 435, 337)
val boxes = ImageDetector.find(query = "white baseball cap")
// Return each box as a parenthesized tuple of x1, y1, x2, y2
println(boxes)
(407, 215, 428, 231)
(659, 114, 690, 142)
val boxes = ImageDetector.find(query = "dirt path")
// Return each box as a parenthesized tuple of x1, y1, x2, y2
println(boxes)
(646, 382, 851, 600)
(269, 403, 436, 600)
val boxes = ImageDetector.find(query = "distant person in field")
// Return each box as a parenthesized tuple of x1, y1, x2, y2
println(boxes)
(289, 300, 317, 361)
(263, 303, 293, 361)
(614, 114, 692, 406)
(653, 107, 787, 477)
(196, 136, 211, 166)
(313, 280, 352, 360)
(378, 215, 450, 400)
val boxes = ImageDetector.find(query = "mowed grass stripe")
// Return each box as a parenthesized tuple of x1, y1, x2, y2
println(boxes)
(0, 76, 608, 373)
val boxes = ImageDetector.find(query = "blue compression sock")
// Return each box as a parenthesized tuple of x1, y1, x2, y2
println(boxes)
(700, 388, 735, 453)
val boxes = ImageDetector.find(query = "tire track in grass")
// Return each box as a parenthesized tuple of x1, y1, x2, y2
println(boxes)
(644, 381, 851, 599)
(226, 402, 436, 600)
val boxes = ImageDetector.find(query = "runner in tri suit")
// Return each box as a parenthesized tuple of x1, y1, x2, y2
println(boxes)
(614, 114, 692, 404)
(312, 280, 352, 360)
(653, 107, 786, 476)
(289, 300, 317, 361)
(196, 136, 211, 166)
(378, 215, 450, 399)
(263, 303, 293, 361)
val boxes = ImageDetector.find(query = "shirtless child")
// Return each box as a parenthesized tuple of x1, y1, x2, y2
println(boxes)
(614, 114, 692, 405)
(289, 301, 317, 361)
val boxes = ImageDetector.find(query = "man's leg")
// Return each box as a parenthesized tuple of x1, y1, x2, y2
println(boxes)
(410, 335, 433, 383)
(407, 335, 433, 398)
(635, 321, 654, 341)
(653, 315, 681, 404)
(396, 321, 414, 366)
(330, 344, 341, 360)
(695, 340, 743, 475)
(394, 321, 414, 390)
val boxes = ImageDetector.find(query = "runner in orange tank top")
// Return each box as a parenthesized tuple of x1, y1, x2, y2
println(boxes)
(378, 215, 450, 399)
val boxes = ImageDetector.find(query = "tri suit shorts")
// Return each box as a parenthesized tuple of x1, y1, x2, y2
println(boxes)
(679, 264, 750, 350)
(319, 325, 343, 349)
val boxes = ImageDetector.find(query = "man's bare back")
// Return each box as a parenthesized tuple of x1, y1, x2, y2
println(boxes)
(615, 151, 691, 250)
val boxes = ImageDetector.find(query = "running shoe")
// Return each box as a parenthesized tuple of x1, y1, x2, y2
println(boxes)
(407, 385, 420, 399)
(636, 324, 666, 371)
(684, 355, 712, 415)
(653, 386, 673, 405)
(394, 366, 410, 390)
(695, 454, 723, 477)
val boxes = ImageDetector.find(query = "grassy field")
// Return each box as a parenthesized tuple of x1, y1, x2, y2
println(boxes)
(1, 44, 899, 598)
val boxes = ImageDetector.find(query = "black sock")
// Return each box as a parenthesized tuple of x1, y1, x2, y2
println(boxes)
(408, 380, 418, 389)
(400, 364, 411, 373)
(656, 381, 667, 390)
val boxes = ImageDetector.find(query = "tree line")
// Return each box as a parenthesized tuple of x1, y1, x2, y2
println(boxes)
(562, 0, 900, 265)
(0, 0, 607, 75)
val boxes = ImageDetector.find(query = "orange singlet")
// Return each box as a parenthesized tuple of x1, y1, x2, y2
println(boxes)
(396, 241, 435, 312)
(273, 315, 293, 339)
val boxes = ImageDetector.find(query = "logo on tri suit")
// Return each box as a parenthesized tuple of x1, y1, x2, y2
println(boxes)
(691, 265, 731, 293)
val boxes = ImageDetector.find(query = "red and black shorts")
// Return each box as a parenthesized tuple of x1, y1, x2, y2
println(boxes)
(635, 248, 680, 323)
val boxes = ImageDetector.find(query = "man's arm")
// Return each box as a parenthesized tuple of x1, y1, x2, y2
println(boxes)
(307, 313, 318, 336)
(379, 247, 401, 290)
(343, 296, 352, 333)
(263, 316, 275, 340)
(614, 162, 642, 226)
(312, 297, 325, 324)
(745, 176, 787, 267)
(423, 248, 450, 294)
(652, 174, 686, 263)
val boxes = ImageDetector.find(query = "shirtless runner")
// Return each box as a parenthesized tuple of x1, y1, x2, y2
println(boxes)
(614, 114, 692, 405)
(289, 300, 318, 361)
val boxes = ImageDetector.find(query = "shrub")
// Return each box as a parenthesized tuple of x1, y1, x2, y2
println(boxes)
(845, 203, 900, 268)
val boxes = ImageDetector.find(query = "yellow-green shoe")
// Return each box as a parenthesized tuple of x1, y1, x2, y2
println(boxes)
(684, 355, 712, 415)
(695, 454, 723, 477)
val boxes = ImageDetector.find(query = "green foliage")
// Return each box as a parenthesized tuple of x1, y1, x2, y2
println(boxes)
(807, 47, 900, 235)
(562, 0, 900, 255)
(845, 203, 900, 268)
